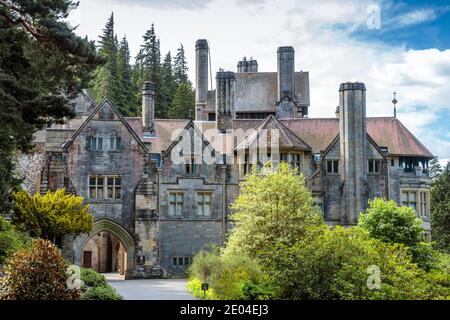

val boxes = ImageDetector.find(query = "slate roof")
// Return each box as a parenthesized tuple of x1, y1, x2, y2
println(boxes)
(128, 116, 432, 159)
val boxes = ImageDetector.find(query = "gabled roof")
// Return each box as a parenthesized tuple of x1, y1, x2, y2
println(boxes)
(162, 120, 216, 158)
(63, 97, 150, 153)
(235, 115, 311, 151)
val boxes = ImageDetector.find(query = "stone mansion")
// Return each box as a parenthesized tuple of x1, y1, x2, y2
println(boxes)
(20, 39, 433, 278)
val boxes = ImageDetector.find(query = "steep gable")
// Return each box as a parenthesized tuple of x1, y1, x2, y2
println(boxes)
(63, 97, 150, 153)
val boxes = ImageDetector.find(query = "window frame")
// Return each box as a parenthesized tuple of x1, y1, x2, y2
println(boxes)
(109, 136, 122, 151)
(368, 159, 381, 173)
(196, 192, 212, 217)
(326, 160, 339, 174)
(168, 192, 184, 217)
(89, 175, 122, 200)
(88, 136, 103, 151)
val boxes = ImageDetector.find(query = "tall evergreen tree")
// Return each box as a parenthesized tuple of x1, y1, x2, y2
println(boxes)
(173, 44, 189, 85)
(160, 52, 176, 117)
(117, 36, 137, 116)
(135, 24, 166, 118)
(429, 155, 443, 180)
(91, 13, 121, 106)
(0, 0, 100, 214)
(168, 82, 195, 119)
(431, 161, 450, 253)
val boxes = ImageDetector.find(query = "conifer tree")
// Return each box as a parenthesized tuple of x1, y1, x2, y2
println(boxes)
(135, 24, 166, 118)
(117, 36, 137, 116)
(91, 13, 121, 107)
(0, 0, 100, 214)
(160, 52, 176, 117)
(431, 161, 450, 252)
(169, 82, 195, 119)
(173, 44, 189, 85)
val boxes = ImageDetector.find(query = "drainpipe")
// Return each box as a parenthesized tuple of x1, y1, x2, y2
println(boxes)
(220, 164, 227, 245)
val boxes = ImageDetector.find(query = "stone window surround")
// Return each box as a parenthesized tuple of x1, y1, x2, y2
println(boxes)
(196, 192, 213, 217)
(368, 159, 381, 174)
(87, 135, 123, 152)
(172, 256, 193, 267)
(88, 175, 122, 200)
(167, 191, 185, 217)
(401, 188, 430, 219)
(326, 159, 339, 174)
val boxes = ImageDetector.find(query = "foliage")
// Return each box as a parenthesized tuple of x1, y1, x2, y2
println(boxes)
(80, 268, 108, 288)
(266, 225, 449, 300)
(431, 162, 450, 253)
(173, 44, 189, 85)
(188, 248, 222, 284)
(241, 281, 276, 300)
(358, 198, 424, 247)
(188, 252, 267, 300)
(429, 155, 443, 180)
(0, 217, 31, 264)
(0, 0, 100, 214)
(0, 239, 80, 300)
(12, 189, 93, 240)
(224, 162, 323, 261)
(168, 81, 195, 119)
(187, 277, 216, 300)
(82, 284, 122, 300)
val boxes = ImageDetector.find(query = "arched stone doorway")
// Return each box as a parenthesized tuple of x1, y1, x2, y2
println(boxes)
(82, 232, 127, 274)
(73, 219, 135, 279)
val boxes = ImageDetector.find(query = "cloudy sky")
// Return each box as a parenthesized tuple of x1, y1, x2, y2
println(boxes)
(68, 0, 450, 163)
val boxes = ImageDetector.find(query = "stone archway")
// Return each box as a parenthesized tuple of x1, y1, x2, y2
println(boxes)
(73, 219, 135, 279)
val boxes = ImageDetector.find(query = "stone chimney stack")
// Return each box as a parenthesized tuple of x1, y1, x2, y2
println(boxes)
(339, 82, 367, 225)
(277, 46, 295, 101)
(195, 39, 209, 121)
(216, 70, 235, 132)
(142, 81, 155, 133)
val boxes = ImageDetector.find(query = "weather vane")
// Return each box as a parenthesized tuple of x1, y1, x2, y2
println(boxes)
(392, 92, 398, 118)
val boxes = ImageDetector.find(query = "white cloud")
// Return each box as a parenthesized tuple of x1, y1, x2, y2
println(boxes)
(396, 8, 438, 27)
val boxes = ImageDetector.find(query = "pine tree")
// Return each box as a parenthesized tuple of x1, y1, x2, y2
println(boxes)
(135, 24, 165, 118)
(169, 82, 195, 119)
(160, 52, 176, 117)
(0, 0, 100, 214)
(117, 36, 137, 116)
(173, 44, 189, 85)
(429, 155, 443, 180)
(91, 13, 121, 106)
(431, 161, 450, 252)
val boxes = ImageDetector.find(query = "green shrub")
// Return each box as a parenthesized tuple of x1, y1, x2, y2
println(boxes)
(409, 242, 438, 272)
(358, 198, 424, 246)
(0, 217, 31, 264)
(0, 239, 80, 300)
(80, 268, 107, 288)
(241, 281, 275, 300)
(265, 225, 450, 300)
(82, 284, 122, 300)
(187, 277, 217, 300)
(188, 249, 222, 283)
(189, 251, 266, 300)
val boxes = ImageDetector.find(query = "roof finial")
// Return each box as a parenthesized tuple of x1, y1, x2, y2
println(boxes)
(392, 92, 398, 118)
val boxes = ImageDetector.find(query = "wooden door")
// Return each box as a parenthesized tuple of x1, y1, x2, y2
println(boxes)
(83, 251, 92, 269)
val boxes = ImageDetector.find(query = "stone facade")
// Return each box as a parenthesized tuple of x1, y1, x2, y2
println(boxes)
(24, 40, 434, 278)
